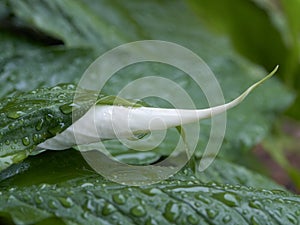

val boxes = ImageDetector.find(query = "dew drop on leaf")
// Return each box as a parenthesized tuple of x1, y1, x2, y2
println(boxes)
(222, 215, 232, 223)
(102, 203, 115, 216)
(45, 113, 54, 122)
(48, 123, 64, 135)
(145, 218, 158, 225)
(8, 124, 15, 131)
(213, 192, 239, 207)
(48, 200, 58, 209)
(57, 93, 66, 99)
(33, 134, 41, 143)
(130, 205, 146, 217)
(249, 200, 263, 209)
(196, 195, 211, 204)
(51, 86, 63, 91)
(35, 195, 43, 204)
(7, 111, 24, 119)
(250, 216, 260, 225)
(163, 201, 179, 222)
(206, 209, 218, 219)
(22, 137, 30, 146)
(59, 197, 73, 208)
(80, 183, 94, 188)
(59, 104, 73, 114)
(36, 119, 44, 131)
(112, 194, 126, 205)
(67, 84, 75, 90)
(287, 214, 298, 224)
(187, 214, 199, 224)
(142, 188, 162, 196)
(22, 193, 30, 201)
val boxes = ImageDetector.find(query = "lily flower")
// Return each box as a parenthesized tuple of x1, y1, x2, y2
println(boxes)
(38, 66, 278, 150)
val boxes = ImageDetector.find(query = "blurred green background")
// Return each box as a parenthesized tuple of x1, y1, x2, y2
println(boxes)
(188, 0, 300, 192)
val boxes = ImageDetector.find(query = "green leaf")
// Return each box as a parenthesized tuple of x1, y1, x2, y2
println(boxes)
(0, 1, 299, 224)
(0, 148, 296, 225)
(0, 169, 299, 225)
(196, 157, 285, 191)
(4, 0, 293, 158)
(0, 46, 94, 98)
(0, 84, 70, 171)
(188, 0, 300, 121)
(187, 0, 296, 79)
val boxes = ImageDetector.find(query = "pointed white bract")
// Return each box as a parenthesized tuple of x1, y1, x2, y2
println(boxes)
(38, 66, 278, 150)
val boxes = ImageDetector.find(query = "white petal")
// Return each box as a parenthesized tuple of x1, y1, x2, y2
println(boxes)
(38, 66, 278, 150)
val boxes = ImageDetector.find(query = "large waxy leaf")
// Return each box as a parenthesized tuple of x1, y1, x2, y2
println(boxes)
(0, 68, 279, 172)
(0, 1, 299, 224)
(0, 84, 81, 171)
(4, 0, 293, 161)
(0, 167, 299, 225)
(0, 150, 295, 225)
(0, 46, 94, 98)
(187, 0, 293, 76)
(0, 83, 150, 171)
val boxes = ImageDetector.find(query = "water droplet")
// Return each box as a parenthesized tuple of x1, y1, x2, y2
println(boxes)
(222, 215, 232, 223)
(48, 200, 58, 209)
(36, 119, 44, 131)
(163, 202, 179, 222)
(213, 192, 239, 207)
(51, 86, 63, 91)
(8, 124, 15, 130)
(81, 183, 94, 188)
(45, 113, 54, 122)
(33, 134, 41, 143)
(59, 104, 73, 114)
(35, 195, 43, 204)
(38, 183, 50, 190)
(142, 188, 162, 196)
(48, 123, 65, 135)
(22, 137, 30, 146)
(112, 194, 126, 205)
(287, 214, 298, 224)
(22, 193, 30, 201)
(250, 216, 259, 225)
(7, 111, 24, 119)
(206, 209, 218, 219)
(145, 218, 158, 225)
(242, 209, 248, 215)
(263, 198, 272, 204)
(67, 84, 75, 90)
(130, 205, 146, 217)
(82, 211, 89, 219)
(196, 195, 211, 204)
(249, 200, 263, 209)
(84, 199, 95, 212)
(102, 203, 115, 216)
(187, 214, 199, 224)
(277, 198, 285, 203)
(58, 93, 66, 99)
(59, 197, 73, 208)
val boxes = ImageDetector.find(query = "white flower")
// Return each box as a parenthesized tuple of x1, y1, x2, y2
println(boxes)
(38, 66, 278, 150)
